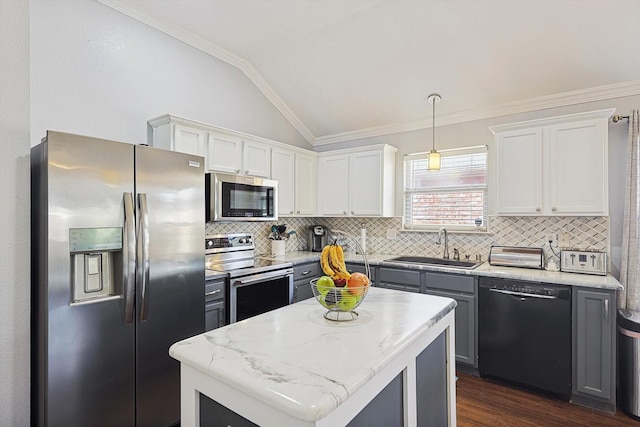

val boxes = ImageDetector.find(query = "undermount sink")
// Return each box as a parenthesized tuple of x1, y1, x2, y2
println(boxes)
(384, 256, 481, 270)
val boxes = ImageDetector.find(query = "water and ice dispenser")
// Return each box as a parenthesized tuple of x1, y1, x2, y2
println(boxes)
(69, 227, 123, 304)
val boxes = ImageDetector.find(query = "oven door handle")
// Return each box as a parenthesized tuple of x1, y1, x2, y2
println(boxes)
(233, 268, 294, 287)
(489, 288, 557, 300)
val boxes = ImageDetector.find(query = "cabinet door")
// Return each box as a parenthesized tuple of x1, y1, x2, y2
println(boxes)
(496, 128, 543, 214)
(424, 289, 475, 366)
(317, 155, 349, 215)
(574, 289, 613, 401)
(205, 301, 225, 332)
(271, 148, 295, 215)
(295, 153, 316, 215)
(173, 125, 206, 157)
(348, 151, 383, 215)
(208, 133, 243, 173)
(293, 280, 314, 303)
(243, 140, 271, 177)
(548, 120, 608, 215)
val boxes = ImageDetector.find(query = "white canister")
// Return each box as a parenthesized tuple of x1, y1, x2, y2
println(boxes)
(271, 240, 286, 257)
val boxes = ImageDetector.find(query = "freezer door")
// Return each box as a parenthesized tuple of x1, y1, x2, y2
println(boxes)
(32, 131, 136, 427)
(134, 146, 205, 427)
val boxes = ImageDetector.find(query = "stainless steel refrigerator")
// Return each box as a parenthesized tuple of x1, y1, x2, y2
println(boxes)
(31, 131, 205, 426)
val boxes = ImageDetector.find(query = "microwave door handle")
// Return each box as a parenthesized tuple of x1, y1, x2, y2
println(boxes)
(137, 193, 150, 321)
(123, 192, 136, 325)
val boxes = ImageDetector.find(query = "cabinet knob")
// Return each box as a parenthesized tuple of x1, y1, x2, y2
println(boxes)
(244, 170, 249, 174)
(343, 211, 347, 215)
(290, 210, 294, 214)
(296, 210, 300, 214)
(536, 207, 541, 212)
(235, 169, 240, 174)
(351, 211, 355, 214)
(551, 207, 557, 212)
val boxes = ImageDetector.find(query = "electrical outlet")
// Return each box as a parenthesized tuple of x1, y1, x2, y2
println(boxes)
(546, 234, 555, 244)
(386, 229, 397, 240)
(559, 233, 571, 248)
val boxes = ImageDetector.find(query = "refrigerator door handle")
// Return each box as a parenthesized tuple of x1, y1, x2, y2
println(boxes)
(123, 192, 136, 325)
(137, 193, 150, 322)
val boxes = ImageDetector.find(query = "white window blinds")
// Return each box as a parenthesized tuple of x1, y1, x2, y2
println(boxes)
(404, 146, 487, 231)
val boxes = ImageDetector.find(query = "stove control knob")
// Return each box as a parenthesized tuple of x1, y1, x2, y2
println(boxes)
(239, 238, 245, 244)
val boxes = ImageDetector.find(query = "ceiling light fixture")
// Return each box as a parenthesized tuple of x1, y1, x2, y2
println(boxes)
(427, 93, 441, 171)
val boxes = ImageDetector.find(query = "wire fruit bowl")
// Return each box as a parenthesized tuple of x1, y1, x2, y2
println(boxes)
(310, 229, 371, 322)
(311, 278, 369, 321)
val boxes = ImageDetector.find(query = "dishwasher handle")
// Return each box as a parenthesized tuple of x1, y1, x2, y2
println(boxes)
(489, 288, 557, 300)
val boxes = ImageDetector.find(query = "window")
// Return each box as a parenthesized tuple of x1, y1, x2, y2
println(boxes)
(404, 146, 487, 231)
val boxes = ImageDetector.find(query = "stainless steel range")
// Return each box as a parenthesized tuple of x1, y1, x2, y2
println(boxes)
(205, 233, 294, 323)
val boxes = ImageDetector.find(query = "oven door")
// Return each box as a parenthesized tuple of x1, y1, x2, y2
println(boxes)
(229, 268, 293, 323)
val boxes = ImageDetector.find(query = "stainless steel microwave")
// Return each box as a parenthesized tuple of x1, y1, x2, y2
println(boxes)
(205, 173, 278, 222)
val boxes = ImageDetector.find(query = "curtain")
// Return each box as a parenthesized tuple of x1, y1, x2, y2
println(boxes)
(620, 110, 640, 310)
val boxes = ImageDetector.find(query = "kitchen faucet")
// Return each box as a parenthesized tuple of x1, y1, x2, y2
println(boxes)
(437, 227, 450, 259)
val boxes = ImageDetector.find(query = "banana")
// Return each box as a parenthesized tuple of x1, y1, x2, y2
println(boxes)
(329, 244, 351, 280)
(320, 245, 336, 277)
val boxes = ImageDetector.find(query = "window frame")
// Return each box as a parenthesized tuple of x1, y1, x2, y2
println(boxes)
(403, 145, 488, 232)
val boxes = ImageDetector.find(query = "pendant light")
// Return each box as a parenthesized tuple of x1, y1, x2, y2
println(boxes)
(427, 93, 441, 171)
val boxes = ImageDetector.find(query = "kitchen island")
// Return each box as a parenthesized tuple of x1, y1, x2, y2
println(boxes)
(170, 287, 457, 427)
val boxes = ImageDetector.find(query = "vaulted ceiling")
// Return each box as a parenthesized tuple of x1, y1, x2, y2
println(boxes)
(101, 0, 640, 145)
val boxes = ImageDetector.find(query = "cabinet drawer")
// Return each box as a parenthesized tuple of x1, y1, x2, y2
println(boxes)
(293, 262, 321, 281)
(379, 267, 421, 287)
(424, 272, 475, 294)
(205, 280, 226, 302)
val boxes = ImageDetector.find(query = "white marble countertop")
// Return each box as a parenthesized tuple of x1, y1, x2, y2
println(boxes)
(278, 251, 622, 291)
(169, 287, 456, 422)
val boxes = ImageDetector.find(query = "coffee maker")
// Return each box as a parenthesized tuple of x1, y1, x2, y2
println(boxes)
(309, 225, 327, 252)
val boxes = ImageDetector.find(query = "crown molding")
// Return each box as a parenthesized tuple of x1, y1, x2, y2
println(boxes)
(313, 80, 640, 146)
(97, 0, 316, 144)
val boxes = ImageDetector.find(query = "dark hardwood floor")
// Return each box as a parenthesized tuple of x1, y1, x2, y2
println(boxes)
(456, 373, 638, 426)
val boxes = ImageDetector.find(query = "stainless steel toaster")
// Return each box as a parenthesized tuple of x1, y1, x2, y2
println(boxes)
(488, 246, 545, 270)
(560, 249, 607, 275)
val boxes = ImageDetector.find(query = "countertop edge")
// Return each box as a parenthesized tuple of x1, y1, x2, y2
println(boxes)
(278, 251, 623, 291)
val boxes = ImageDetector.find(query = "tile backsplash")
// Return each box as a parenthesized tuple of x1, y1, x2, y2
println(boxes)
(205, 216, 608, 263)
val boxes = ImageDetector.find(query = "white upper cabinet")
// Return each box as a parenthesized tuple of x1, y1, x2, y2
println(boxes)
(207, 133, 243, 174)
(147, 119, 208, 167)
(207, 135, 271, 177)
(318, 154, 350, 215)
(491, 109, 614, 216)
(271, 147, 317, 216)
(317, 144, 397, 217)
(547, 120, 607, 214)
(495, 128, 543, 214)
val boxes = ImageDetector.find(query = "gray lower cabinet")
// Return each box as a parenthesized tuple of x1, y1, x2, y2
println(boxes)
(572, 287, 616, 411)
(377, 267, 477, 367)
(293, 261, 321, 303)
(205, 279, 226, 332)
(423, 272, 476, 368)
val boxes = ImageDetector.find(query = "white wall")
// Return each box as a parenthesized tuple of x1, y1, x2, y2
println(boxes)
(0, 0, 31, 424)
(30, 0, 309, 149)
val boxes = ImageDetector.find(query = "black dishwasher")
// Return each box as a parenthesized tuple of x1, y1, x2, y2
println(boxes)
(478, 277, 571, 400)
